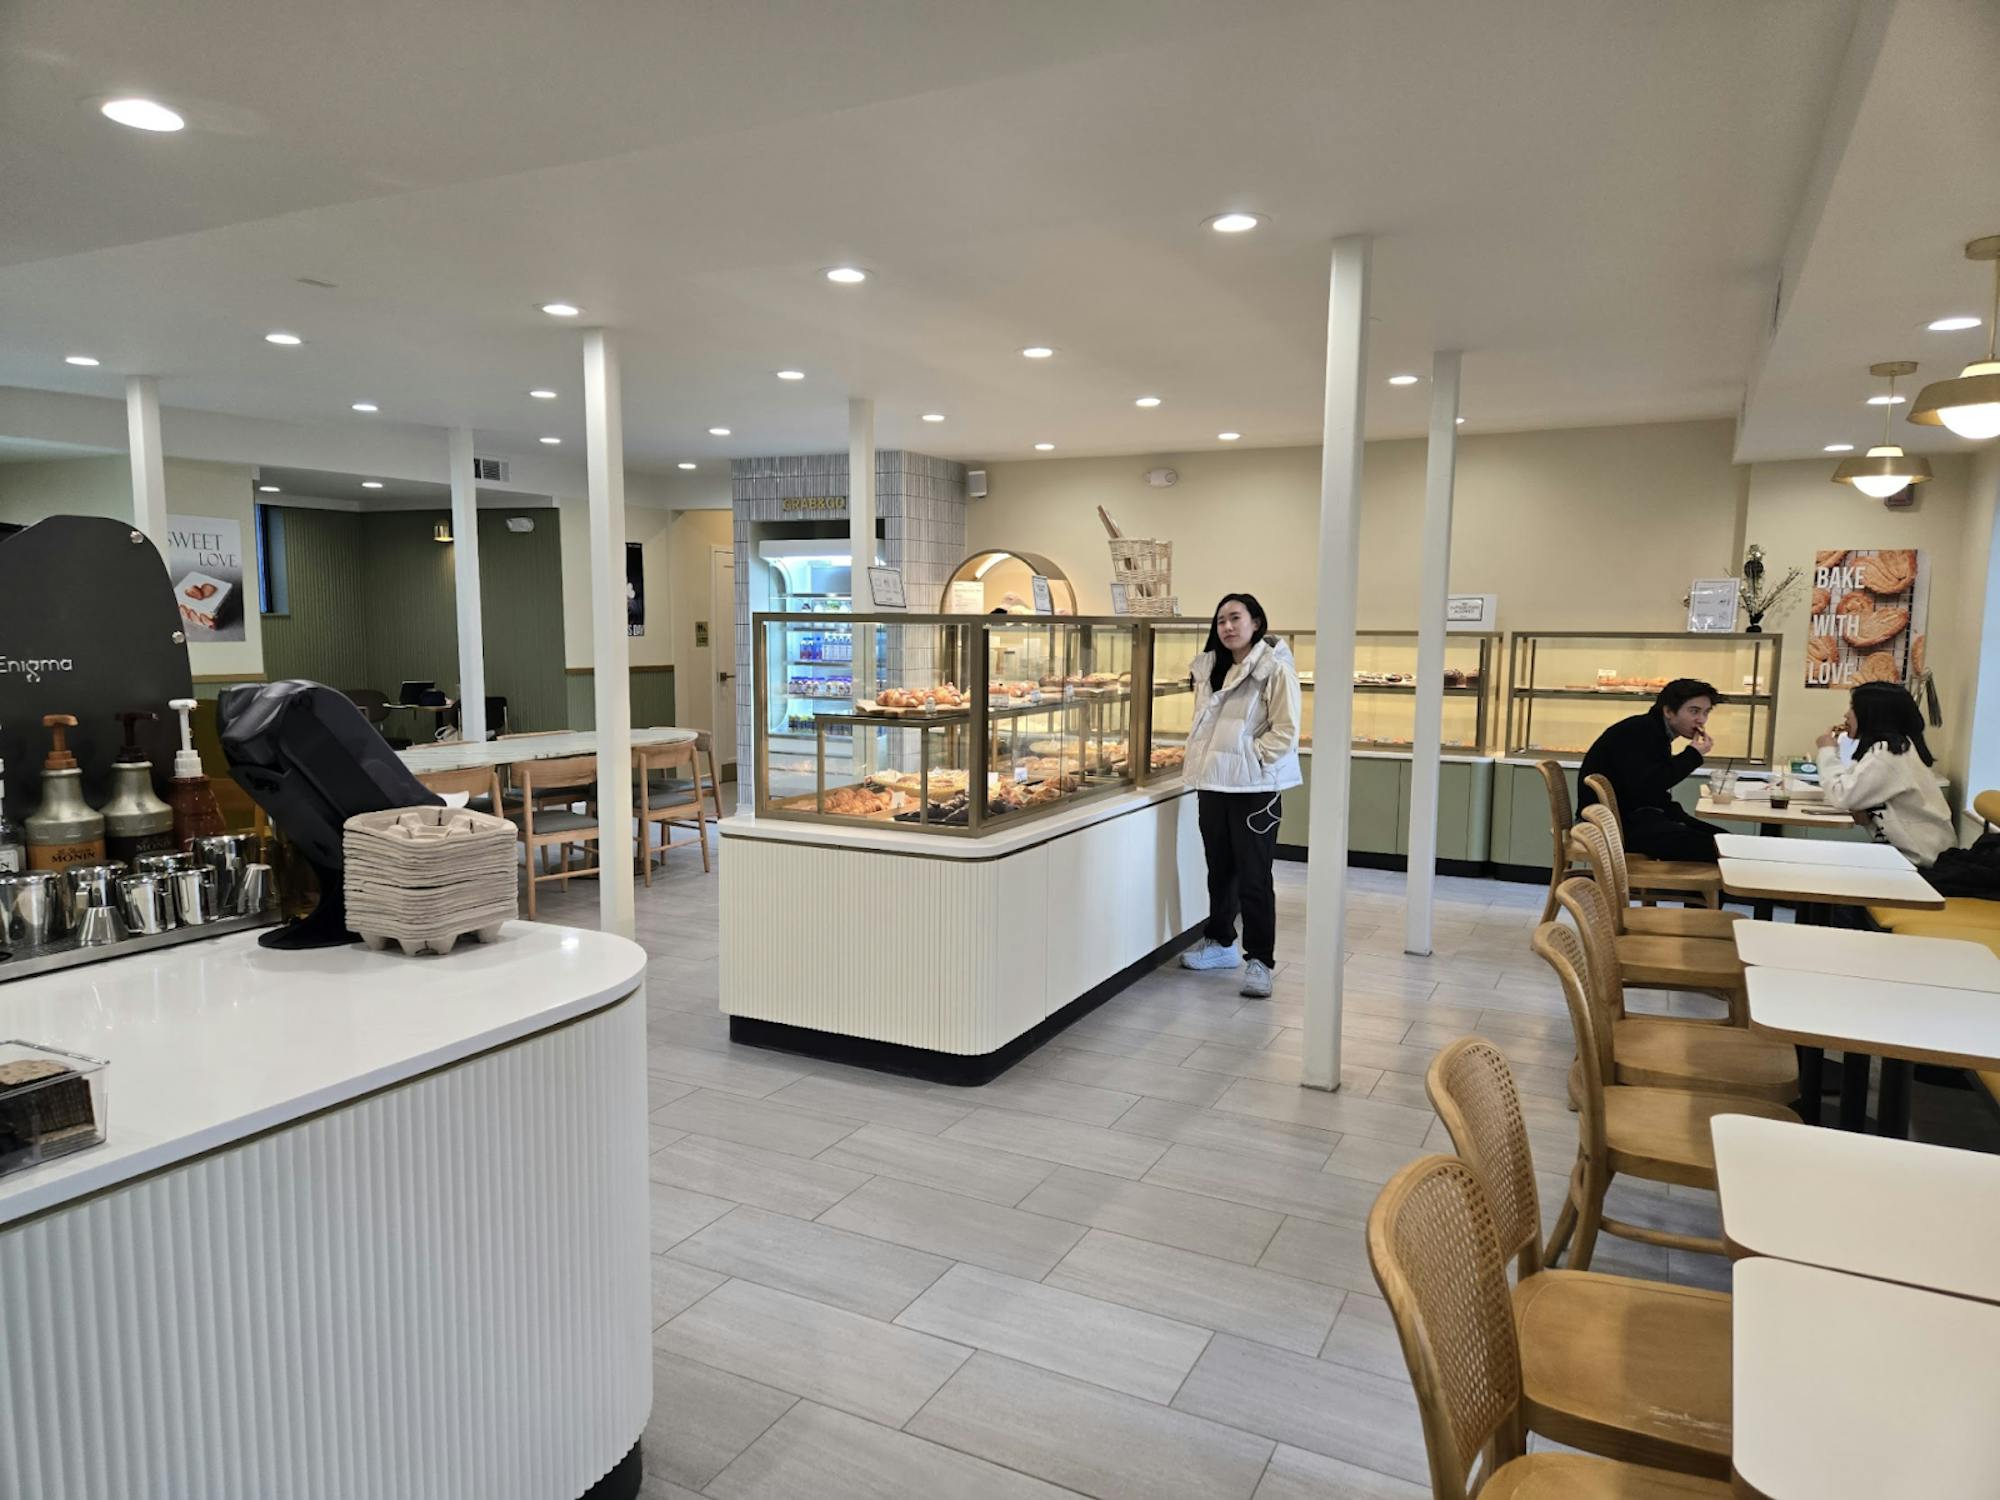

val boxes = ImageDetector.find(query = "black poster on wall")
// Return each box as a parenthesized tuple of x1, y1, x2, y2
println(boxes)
(626, 542, 645, 638)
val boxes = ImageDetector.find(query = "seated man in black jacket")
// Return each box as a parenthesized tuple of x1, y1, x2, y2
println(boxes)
(1576, 678, 1727, 861)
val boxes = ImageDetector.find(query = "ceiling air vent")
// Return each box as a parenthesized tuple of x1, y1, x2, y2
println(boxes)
(473, 457, 510, 482)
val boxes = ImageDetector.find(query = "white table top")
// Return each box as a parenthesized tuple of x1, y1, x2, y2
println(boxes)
(1746, 965, 2000, 1070)
(399, 726, 694, 774)
(1697, 791, 1861, 828)
(0, 923, 646, 1226)
(1714, 833, 1911, 870)
(1718, 857, 1944, 910)
(1732, 1258, 2000, 1500)
(1713, 1115, 2000, 1302)
(1733, 919, 2000, 991)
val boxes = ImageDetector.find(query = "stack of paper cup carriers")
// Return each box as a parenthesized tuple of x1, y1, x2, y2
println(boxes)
(344, 806, 520, 956)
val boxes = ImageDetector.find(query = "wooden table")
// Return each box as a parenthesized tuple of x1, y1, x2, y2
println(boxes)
(398, 727, 695, 776)
(1713, 833, 1912, 870)
(1713, 1114, 2000, 1302)
(1733, 920, 2000, 991)
(1747, 965, 2000, 1135)
(1697, 790, 1863, 831)
(1717, 857, 1943, 912)
(1731, 1258, 2000, 1500)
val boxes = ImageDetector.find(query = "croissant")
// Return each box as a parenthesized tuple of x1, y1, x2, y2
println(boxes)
(1847, 606, 1910, 650)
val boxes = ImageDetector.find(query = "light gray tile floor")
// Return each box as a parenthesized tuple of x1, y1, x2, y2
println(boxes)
(539, 844, 2000, 1496)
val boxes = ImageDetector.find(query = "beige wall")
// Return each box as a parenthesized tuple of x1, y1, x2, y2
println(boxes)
(0, 454, 264, 680)
(971, 419, 1744, 634)
(668, 509, 736, 733)
(556, 499, 674, 669)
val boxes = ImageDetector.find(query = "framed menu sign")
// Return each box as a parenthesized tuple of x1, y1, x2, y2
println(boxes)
(866, 566, 907, 610)
(1686, 578, 1740, 634)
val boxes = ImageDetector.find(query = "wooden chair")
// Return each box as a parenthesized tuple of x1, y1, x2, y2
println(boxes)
(692, 730, 727, 827)
(1583, 773, 1721, 909)
(1576, 806, 1740, 940)
(1367, 1154, 1732, 1500)
(1569, 824, 1748, 1024)
(1557, 878, 1796, 1104)
(413, 763, 506, 818)
(1530, 918, 1797, 1271)
(1534, 760, 1593, 925)
(516, 753, 600, 919)
(1426, 1038, 1734, 1480)
(636, 740, 709, 879)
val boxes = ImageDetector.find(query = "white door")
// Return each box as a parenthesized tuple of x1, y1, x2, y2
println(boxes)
(709, 547, 737, 771)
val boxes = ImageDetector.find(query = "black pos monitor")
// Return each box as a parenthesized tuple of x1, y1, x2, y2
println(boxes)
(217, 681, 442, 949)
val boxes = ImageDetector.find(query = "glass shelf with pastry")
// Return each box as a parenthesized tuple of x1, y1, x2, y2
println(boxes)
(1505, 629, 1780, 765)
(1348, 631, 1499, 754)
(752, 613, 1157, 835)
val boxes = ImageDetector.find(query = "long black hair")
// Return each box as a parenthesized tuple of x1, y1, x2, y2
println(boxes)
(1202, 593, 1269, 691)
(1851, 681, 1934, 766)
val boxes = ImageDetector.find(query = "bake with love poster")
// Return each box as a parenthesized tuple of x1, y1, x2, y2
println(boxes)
(1804, 548, 1927, 689)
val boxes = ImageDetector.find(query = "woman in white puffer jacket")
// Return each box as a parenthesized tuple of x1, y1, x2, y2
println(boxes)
(1178, 593, 1303, 998)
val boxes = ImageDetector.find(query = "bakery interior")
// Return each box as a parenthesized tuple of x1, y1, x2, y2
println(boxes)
(4, 1, 2000, 1497)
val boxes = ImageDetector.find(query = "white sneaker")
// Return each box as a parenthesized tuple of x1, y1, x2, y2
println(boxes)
(1239, 960, 1274, 998)
(1180, 938, 1241, 971)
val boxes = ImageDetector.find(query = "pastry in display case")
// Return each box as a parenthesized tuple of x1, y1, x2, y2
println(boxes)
(1350, 631, 1498, 752)
(753, 614, 1153, 835)
(1506, 630, 1780, 764)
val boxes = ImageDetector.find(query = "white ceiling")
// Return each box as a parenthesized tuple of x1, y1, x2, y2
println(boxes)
(1, 0, 1983, 473)
(252, 465, 552, 510)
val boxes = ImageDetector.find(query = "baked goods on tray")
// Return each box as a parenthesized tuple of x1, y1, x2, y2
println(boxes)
(1847, 606, 1909, 650)
(1860, 549, 1916, 596)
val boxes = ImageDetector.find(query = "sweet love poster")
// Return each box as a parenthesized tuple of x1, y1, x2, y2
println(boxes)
(1804, 548, 1927, 689)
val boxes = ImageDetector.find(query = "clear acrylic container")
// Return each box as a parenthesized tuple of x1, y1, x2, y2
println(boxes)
(0, 1040, 108, 1178)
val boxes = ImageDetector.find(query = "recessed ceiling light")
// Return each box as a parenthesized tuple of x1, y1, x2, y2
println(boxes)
(708, 426, 731, 437)
(264, 331, 302, 346)
(1866, 394, 1907, 406)
(539, 436, 561, 445)
(528, 388, 558, 400)
(1387, 374, 1421, 386)
(1455, 417, 1466, 425)
(64, 355, 100, 367)
(1034, 442, 1055, 451)
(351, 402, 378, 413)
(258, 485, 280, 493)
(776, 370, 805, 381)
(1217, 432, 1241, 441)
(1021, 346, 1055, 359)
(1135, 396, 1163, 408)
(1824, 442, 1855, 452)
(921, 413, 946, 423)
(100, 98, 184, 132)
(1929, 315, 1982, 332)
(540, 302, 581, 317)
(1207, 212, 1262, 233)
(677, 462, 697, 471)
(361, 481, 384, 489)
(824, 267, 868, 285)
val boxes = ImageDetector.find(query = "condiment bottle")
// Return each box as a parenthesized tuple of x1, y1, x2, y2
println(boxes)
(166, 698, 227, 849)
(102, 710, 178, 864)
(25, 714, 108, 871)
(0, 733, 23, 873)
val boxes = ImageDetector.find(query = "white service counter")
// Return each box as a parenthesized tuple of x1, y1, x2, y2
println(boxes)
(719, 784, 1205, 1081)
(0, 923, 652, 1500)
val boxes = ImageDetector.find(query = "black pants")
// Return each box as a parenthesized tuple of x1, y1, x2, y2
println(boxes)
(1198, 789, 1282, 966)
(1625, 804, 1728, 862)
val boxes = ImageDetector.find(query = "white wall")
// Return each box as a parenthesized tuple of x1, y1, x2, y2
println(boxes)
(669, 509, 735, 731)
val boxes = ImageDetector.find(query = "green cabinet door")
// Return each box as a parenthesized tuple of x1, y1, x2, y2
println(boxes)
(1495, 761, 1570, 868)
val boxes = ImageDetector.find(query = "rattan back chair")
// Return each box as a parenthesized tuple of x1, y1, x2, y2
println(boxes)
(1534, 759, 1586, 924)
(1581, 773, 1722, 908)
(1577, 805, 1737, 939)
(1426, 1038, 1546, 1280)
(1569, 823, 1746, 1023)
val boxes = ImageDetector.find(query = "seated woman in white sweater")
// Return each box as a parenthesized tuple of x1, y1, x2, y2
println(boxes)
(1814, 681, 1956, 867)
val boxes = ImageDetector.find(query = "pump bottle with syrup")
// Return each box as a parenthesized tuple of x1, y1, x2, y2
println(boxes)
(103, 710, 178, 864)
(166, 697, 226, 849)
(25, 714, 108, 871)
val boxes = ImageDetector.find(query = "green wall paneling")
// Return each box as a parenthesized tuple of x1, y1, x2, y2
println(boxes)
(565, 669, 678, 731)
(470, 512, 568, 733)
(260, 507, 370, 691)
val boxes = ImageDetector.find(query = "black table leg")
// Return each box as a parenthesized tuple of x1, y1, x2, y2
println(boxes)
(1795, 1045, 1824, 1126)
(1877, 1059, 1913, 1139)
(1838, 1051, 1873, 1131)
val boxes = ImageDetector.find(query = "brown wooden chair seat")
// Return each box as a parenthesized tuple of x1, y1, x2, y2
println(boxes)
(1583, 774, 1721, 908)
(1479, 1453, 1728, 1498)
(1599, 1085, 1794, 1188)
(1426, 1037, 1736, 1481)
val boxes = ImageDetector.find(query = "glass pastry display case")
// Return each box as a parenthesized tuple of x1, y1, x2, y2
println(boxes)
(1505, 630, 1781, 765)
(1351, 631, 1499, 752)
(754, 613, 1156, 835)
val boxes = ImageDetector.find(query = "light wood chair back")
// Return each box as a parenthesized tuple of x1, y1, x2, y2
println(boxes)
(414, 764, 506, 813)
(1583, 772, 1622, 825)
(635, 740, 709, 879)
(1575, 808, 1634, 921)
(1368, 1156, 1525, 1500)
(692, 729, 727, 825)
(1532, 915, 1612, 1168)
(1426, 1038, 1545, 1280)
(1535, 760, 1583, 924)
(516, 753, 601, 918)
(1561, 848, 1634, 1027)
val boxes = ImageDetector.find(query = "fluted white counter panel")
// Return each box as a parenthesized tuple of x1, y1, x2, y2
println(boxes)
(0, 989, 652, 1500)
(722, 791, 1203, 1056)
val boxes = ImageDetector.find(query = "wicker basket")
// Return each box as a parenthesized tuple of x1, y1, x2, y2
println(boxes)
(1125, 594, 1180, 618)
(1108, 536, 1174, 599)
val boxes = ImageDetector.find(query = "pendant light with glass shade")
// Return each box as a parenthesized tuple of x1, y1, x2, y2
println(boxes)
(1909, 235, 2000, 442)
(1832, 362, 1934, 499)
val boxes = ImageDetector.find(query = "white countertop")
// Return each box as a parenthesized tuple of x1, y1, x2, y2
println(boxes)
(399, 726, 694, 774)
(0, 922, 646, 1226)
(1714, 1115, 2000, 1302)
(721, 780, 1193, 859)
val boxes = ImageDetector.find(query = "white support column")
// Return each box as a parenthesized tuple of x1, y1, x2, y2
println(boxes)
(848, 397, 876, 608)
(1301, 235, 1372, 1093)
(1404, 350, 1462, 956)
(447, 427, 487, 745)
(125, 376, 168, 552)
(584, 329, 635, 941)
